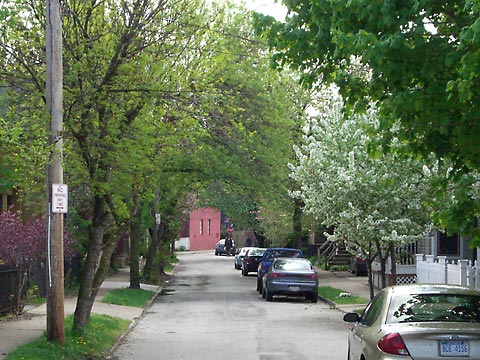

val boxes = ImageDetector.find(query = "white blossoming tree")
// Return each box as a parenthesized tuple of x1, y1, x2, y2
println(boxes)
(290, 85, 431, 297)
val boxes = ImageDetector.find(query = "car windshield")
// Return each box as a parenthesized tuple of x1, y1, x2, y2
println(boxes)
(273, 259, 311, 271)
(388, 293, 480, 323)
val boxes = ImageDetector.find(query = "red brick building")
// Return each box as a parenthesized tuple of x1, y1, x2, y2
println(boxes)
(188, 208, 221, 251)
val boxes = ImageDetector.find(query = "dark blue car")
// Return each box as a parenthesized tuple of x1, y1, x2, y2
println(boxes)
(256, 247, 304, 292)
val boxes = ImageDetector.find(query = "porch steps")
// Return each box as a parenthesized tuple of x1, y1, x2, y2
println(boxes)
(327, 246, 351, 267)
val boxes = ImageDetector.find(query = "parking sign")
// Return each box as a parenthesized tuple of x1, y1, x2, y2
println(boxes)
(52, 184, 68, 213)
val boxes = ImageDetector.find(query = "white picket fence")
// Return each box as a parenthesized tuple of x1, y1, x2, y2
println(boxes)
(416, 254, 480, 289)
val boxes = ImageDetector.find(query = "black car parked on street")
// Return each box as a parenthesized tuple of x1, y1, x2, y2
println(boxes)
(242, 248, 266, 276)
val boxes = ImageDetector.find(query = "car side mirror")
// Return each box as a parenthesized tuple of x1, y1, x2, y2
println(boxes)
(343, 312, 360, 323)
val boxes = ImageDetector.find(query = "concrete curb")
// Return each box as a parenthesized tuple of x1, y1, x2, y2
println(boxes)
(318, 295, 338, 309)
(317, 294, 369, 315)
(103, 283, 165, 360)
(104, 265, 179, 359)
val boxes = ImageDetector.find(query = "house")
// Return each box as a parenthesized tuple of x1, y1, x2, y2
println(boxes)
(175, 208, 221, 251)
(423, 230, 476, 262)
(372, 229, 479, 288)
(415, 230, 480, 288)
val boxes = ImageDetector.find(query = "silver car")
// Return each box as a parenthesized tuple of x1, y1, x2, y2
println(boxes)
(261, 257, 318, 303)
(343, 284, 480, 360)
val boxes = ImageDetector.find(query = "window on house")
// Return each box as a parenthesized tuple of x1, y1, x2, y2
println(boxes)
(200, 219, 203, 235)
(208, 219, 211, 235)
(438, 232, 460, 256)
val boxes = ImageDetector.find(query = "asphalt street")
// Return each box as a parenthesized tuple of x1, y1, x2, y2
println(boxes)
(110, 252, 371, 360)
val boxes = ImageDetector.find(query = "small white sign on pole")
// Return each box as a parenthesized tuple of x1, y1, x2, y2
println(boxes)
(52, 183, 68, 213)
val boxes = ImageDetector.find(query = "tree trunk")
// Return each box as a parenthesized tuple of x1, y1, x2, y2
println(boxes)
(158, 220, 170, 276)
(389, 241, 397, 286)
(73, 195, 109, 333)
(375, 241, 389, 289)
(144, 225, 159, 281)
(144, 195, 160, 282)
(367, 258, 374, 300)
(364, 240, 375, 299)
(293, 198, 303, 249)
(129, 190, 141, 290)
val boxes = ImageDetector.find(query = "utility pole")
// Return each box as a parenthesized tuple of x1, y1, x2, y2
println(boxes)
(46, 0, 65, 344)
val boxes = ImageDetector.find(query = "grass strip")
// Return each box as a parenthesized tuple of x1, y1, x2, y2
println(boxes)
(6, 314, 129, 360)
(318, 285, 369, 305)
(102, 288, 155, 308)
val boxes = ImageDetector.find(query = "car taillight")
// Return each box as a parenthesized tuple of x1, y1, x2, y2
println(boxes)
(303, 274, 318, 279)
(378, 333, 410, 356)
(268, 273, 286, 278)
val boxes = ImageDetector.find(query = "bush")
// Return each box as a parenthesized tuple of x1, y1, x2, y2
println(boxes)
(0, 209, 77, 315)
(0, 209, 76, 266)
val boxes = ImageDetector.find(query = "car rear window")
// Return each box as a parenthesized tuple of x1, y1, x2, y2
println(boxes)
(265, 249, 302, 260)
(387, 293, 480, 324)
(273, 259, 312, 271)
(249, 249, 265, 256)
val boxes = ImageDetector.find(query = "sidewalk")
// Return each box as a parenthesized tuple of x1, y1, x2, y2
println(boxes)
(0, 268, 160, 360)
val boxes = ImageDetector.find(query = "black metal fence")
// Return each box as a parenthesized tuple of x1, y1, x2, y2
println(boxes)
(0, 265, 28, 315)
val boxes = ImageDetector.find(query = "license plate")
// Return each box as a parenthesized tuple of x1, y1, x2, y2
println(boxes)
(440, 341, 469, 357)
(289, 286, 300, 292)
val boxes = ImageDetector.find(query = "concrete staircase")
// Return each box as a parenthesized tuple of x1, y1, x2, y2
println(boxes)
(318, 241, 351, 268)
(328, 246, 351, 267)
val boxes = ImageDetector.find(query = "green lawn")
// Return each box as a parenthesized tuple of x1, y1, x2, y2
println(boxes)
(318, 285, 369, 305)
(7, 287, 157, 360)
(102, 287, 156, 308)
(6, 314, 130, 360)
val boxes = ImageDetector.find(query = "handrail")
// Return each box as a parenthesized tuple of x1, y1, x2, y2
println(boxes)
(326, 244, 337, 261)
(318, 239, 333, 254)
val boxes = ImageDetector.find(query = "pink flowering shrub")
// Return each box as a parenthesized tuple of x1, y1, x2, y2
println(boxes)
(0, 210, 23, 265)
(0, 209, 75, 266)
(0, 210, 77, 312)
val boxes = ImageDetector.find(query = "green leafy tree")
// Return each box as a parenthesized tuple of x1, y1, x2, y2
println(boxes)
(1, 0, 217, 332)
(254, 0, 480, 244)
(1, 0, 312, 337)
(184, 7, 312, 246)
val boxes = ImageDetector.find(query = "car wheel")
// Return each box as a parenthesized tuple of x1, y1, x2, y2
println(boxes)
(266, 289, 273, 301)
(242, 268, 248, 276)
(310, 293, 318, 303)
(215, 252, 218, 256)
